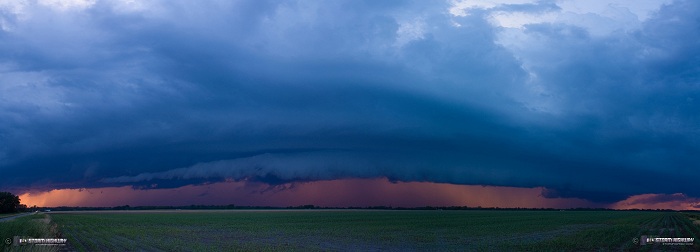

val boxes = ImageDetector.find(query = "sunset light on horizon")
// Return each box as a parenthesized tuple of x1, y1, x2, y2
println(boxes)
(16, 178, 700, 211)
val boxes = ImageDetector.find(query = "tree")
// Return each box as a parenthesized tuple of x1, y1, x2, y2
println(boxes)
(0, 192, 21, 213)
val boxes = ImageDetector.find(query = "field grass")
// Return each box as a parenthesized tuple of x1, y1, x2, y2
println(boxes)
(43, 210, 700, 251)
(0, 213, 61, 252)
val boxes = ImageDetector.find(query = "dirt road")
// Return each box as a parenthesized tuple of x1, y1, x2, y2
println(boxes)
(0, 212, 35, 222)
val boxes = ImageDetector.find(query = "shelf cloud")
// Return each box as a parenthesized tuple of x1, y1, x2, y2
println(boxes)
(1, 0, 698, 205)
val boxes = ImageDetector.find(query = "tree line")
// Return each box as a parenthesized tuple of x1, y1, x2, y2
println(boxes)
(1, 191, 696, 213)
(0, 191, 23, 213)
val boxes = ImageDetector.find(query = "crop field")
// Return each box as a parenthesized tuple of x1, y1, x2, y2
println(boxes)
(39, 210, 699, 251)
(0, 213, 59, 252)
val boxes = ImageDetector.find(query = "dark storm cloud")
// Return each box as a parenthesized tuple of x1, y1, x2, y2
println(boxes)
(1, 0, 699, 203)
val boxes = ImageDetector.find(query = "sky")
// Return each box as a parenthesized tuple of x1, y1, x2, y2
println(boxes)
(1, 0, 699, 209)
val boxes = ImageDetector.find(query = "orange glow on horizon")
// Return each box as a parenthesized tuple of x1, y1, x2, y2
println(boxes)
(609, 193, 700, 211)
(18, 178, 602, 208)
(18, 178, 699, 210)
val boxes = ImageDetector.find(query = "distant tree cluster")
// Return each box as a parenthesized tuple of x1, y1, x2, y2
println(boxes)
(0, 191, 21, 213)
(17, 201, 695, 213)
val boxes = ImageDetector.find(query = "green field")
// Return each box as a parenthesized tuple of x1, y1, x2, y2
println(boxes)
(0, 213, 59, 252)
(2, 210, 700, 251)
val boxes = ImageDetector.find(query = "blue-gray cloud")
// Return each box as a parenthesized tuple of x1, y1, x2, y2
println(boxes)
(1, 0, 698, 203)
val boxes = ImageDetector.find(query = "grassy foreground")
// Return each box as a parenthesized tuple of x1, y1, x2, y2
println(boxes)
(40, 210, 700, 251)
(0, 213, 61, 252)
